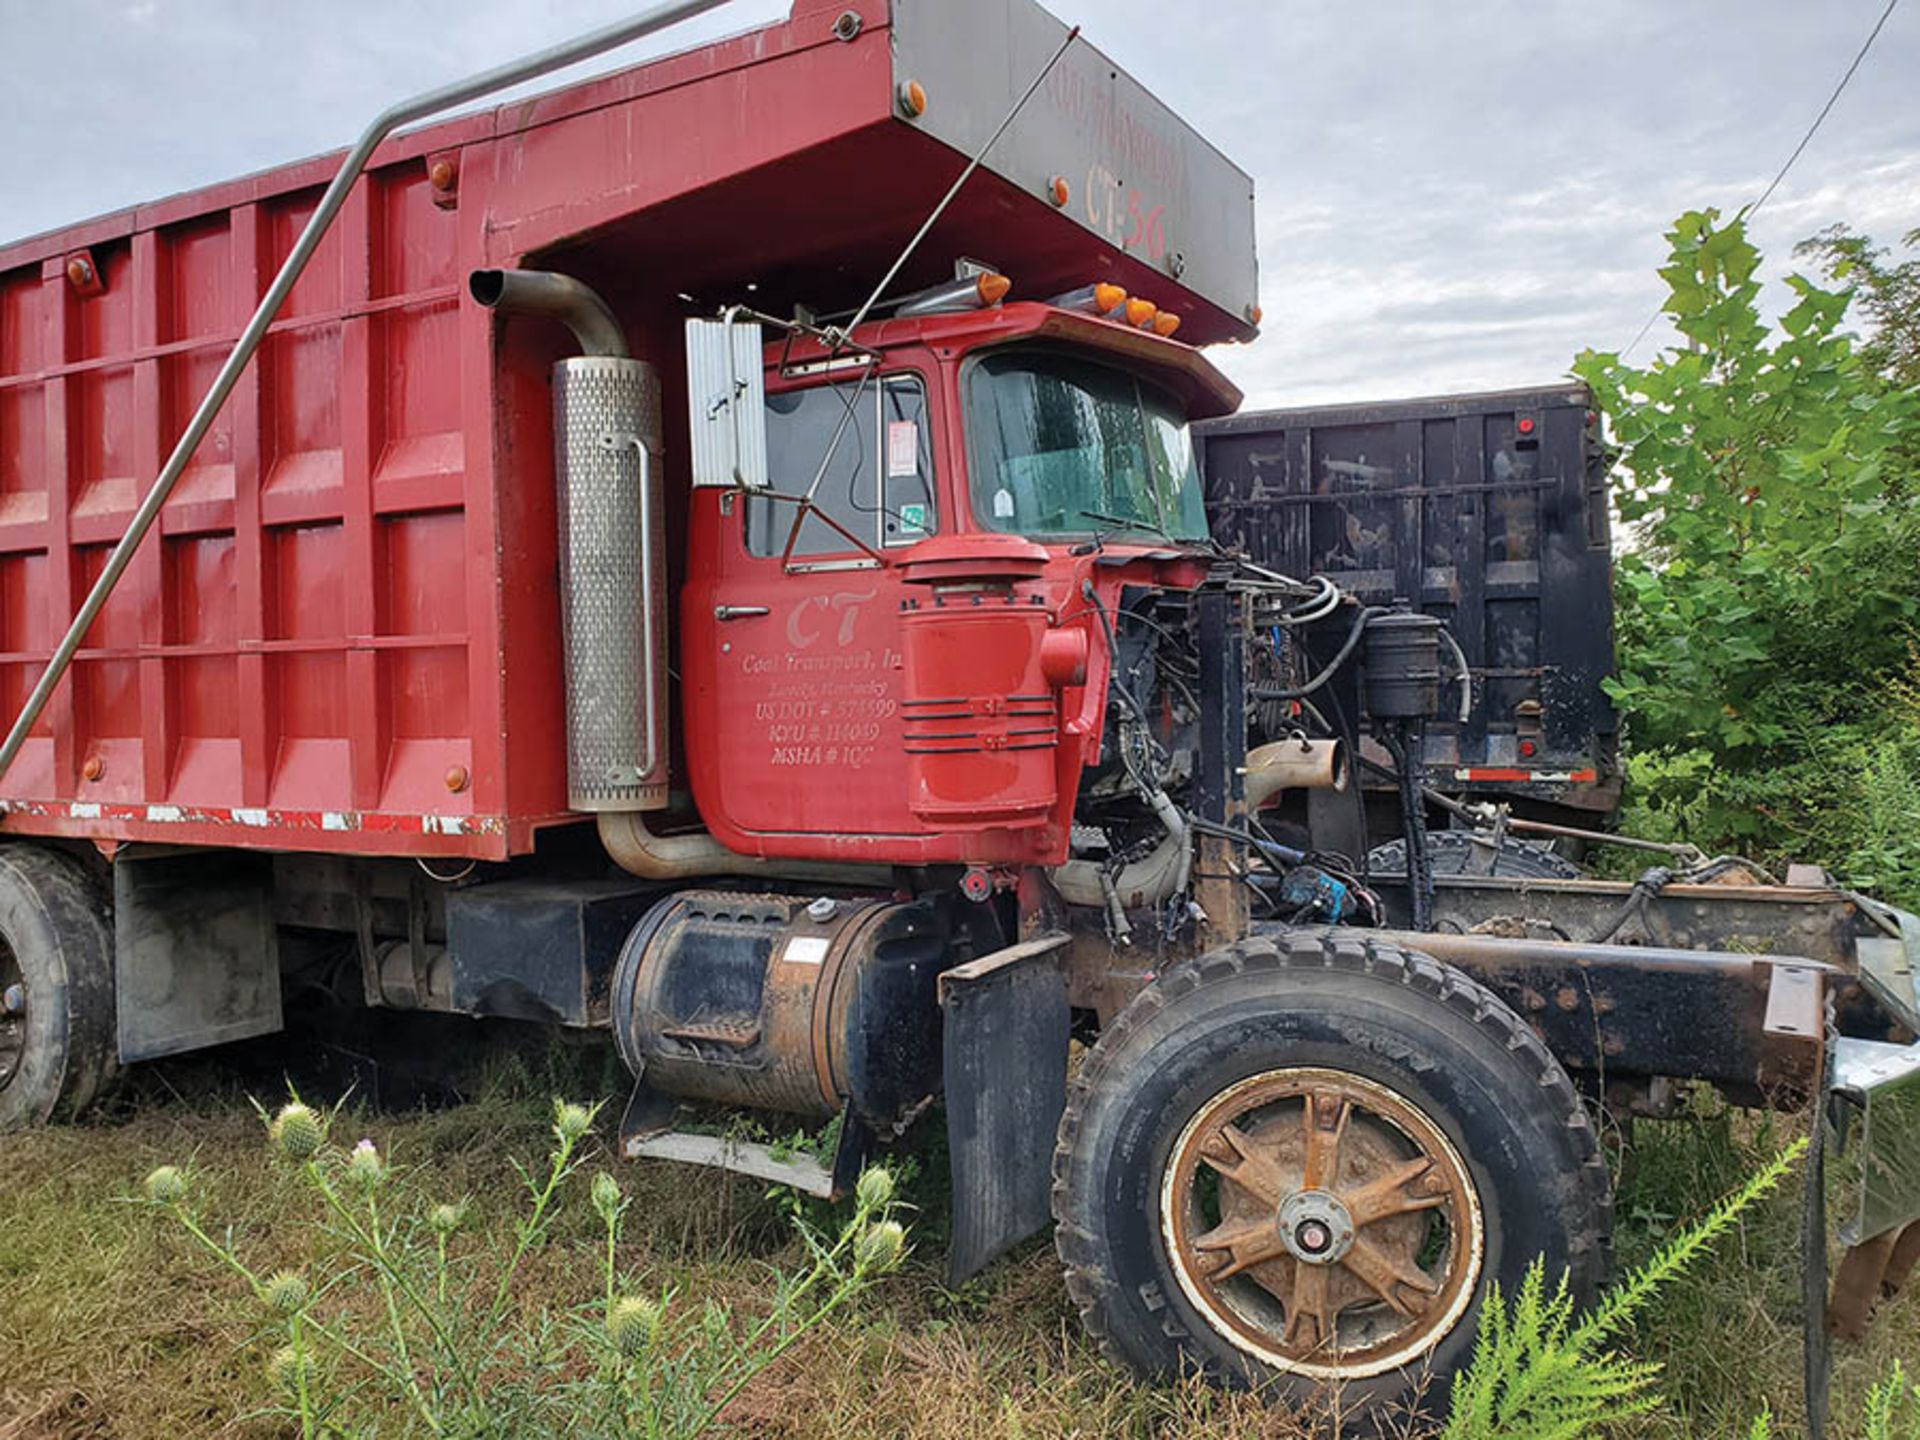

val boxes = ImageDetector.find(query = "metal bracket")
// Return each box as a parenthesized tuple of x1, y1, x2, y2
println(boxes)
(618, 1079, 869, 1200)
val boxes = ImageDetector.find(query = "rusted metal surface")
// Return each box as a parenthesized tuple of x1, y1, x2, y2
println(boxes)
(1380, 874, 1871, 964)
(1161, 1066, 1482, 1379)
(1828, 1221, 1919, 1342)
(1885, 1219, 1920, 1303)
(611, 889, 958, 1129)
(1362, 927, 1831, 1095)
(936, 931, 1069, 1000)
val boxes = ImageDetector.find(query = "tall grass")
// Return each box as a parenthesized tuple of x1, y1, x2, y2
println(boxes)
(3, 1050, 1916, 1439)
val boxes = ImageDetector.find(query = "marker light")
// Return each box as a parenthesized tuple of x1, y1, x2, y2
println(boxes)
(1045, 282, 1128, 316)
(1048, 175, 1070, 208)
(1517, 417, 1536, 436)
(1151, 311, 1182, 337)
(1124, 298, 1158, 328)
(898, 79, 927, 118)
(894, 270, 1013, 317)
(1247, 304, 1264, 326)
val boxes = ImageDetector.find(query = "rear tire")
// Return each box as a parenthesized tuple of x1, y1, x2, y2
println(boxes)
(1369, 830, 1583, 880)
(1051, 930, 1610, 1417)
(0, 845, 116, 1132)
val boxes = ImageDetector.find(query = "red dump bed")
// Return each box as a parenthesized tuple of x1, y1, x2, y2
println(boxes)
(0, 0, 1256, 860)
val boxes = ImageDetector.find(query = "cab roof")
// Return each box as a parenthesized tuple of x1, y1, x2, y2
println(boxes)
(768, 301, 1244, 420)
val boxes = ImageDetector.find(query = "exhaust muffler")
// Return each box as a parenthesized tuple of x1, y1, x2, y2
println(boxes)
(472, 268, 668, 812)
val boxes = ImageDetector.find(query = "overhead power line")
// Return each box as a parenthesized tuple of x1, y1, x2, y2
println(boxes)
(1751, 0, 1901, 217)
(1619, 0, 1902, 359)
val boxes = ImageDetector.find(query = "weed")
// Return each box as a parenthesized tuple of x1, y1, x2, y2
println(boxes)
(135, 1092, 906, 1438)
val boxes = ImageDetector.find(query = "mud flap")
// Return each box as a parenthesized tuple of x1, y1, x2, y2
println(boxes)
(940, 933, 1071, 1286)
(114, 848, 280, 1062)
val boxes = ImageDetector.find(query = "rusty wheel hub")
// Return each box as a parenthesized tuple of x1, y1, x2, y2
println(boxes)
(1161, 1066, 1484, 1379)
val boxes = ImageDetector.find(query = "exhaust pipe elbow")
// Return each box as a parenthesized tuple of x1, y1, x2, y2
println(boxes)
(469, 268, 629, 358)
(1245, 737, 1347, 812)
(1049, 825, 1190, 912)
(597, 812, 893, 887)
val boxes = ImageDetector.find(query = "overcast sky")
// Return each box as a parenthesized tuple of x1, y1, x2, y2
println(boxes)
(2, 0, 1915, 408)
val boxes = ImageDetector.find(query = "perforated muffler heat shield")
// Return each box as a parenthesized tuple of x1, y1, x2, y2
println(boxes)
(553, 355, 668, 811)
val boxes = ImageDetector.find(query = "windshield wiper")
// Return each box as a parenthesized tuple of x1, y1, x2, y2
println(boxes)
(1077, 509, 1218, 552)
(1078, 508, 1179, 543)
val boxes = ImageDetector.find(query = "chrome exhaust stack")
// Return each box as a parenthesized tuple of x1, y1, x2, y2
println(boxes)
(471, 268, 668, 812)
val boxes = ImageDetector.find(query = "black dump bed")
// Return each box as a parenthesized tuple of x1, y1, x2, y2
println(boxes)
(1197, 385, 1619, 816)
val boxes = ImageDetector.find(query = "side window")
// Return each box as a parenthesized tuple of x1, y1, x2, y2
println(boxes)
(745, 375, 936, 557)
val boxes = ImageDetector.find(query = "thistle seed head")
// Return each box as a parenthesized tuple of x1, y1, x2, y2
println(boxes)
(268, 1344, 317, 1398)
(591, 1171, 622, 1222)
(553, 1101, 593, 1145)
(855, 1219, 907, 1273)
(263, 1271, 309, 1315)
(346, 1138, 385, 1189)
(855, 1167, 895, 1212)
(271, 1102, 327, 1162)
(606, 1294, 662, 1358)
(428, 1203, 465, 1236)
(144, 1165, 188, 1207)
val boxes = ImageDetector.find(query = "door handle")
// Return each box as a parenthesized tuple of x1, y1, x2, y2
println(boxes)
(714, 605, 771, 622)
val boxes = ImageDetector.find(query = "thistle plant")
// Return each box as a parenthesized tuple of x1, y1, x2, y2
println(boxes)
(139, 1094, 907, 1438)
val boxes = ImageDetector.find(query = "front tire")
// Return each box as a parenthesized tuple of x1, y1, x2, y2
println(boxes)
(1051, 930, 1610, 1416)
(0, 845, 116, 1132)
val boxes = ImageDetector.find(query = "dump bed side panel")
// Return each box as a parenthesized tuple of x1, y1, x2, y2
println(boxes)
(1198, 386, 1619, 811)
(0, 164, 514, 856)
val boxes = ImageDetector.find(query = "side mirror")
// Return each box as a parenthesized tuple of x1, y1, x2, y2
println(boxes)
(685, 317, 769, 490)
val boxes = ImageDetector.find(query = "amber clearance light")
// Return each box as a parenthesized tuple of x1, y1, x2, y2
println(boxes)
(1124, 297, 1158, 328)
(975, 272, 1012, 305)
(1043, 282, 1128, 317)
(1151, 311, 1182, 338)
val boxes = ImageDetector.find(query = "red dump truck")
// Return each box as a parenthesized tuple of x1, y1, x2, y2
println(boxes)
(1, 0, 1916, 1418)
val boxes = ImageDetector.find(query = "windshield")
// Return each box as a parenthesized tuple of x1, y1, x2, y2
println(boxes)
(966, 351, 1208, 540)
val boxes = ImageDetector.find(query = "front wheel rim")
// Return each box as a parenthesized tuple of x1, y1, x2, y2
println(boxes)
(1160, 1065, 1485, 1381)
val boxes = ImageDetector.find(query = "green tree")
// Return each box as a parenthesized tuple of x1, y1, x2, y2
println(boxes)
(1574, 209, 1920, 756)
(1797, 224, 1920, 390)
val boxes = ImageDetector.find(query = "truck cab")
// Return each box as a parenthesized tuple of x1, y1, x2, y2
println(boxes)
(684, 295, 1241, 869)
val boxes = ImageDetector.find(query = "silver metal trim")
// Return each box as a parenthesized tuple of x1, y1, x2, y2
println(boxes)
(1831, 1036, 1920, 1243)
